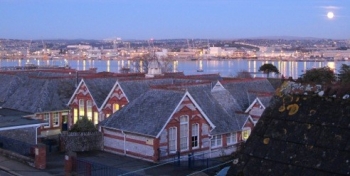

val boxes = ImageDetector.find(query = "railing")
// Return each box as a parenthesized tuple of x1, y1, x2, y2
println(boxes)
(72, 157, 141, 176)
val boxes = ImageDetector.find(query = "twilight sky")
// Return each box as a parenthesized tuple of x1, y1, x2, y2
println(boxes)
(1, 0, 349, 40)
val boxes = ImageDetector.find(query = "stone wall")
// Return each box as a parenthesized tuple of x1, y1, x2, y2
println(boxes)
(0, 127, 37, 144)
(60, 132, 103, 152)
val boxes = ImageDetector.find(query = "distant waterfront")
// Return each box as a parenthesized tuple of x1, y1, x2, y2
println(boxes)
(1, 58, 349, 79)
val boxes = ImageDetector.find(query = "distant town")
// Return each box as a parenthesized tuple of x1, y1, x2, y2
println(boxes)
(1, 38, 350, 61)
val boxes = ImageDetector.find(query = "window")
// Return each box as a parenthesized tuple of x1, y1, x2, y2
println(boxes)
(113, 103, 119, 113)
(211, 135, 222, 148)
(86, 100, 92, 121)
(191, 123, 199, 148)
(226, 132, 237, 145)
(169, 127, 177, 153)
(53, 112, 59, 127)
(180, 115, 188, 151)
(73, 108, 78, 124)
(79, 99, 85, 117)
(44, 113, 50, 128)
(106, 114, 110, 118)
(242, 128, 251, 141)
(94, 112, 99, 125)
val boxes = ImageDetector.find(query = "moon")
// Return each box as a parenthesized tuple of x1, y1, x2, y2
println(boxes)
(327, 11, 334, 19)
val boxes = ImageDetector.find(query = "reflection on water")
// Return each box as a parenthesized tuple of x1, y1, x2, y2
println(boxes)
(1, 58, 349, 79)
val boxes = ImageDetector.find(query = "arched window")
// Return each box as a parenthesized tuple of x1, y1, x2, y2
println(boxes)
(169, 127, 177, 153)
(180, 115, 189, 151)
(86, 100, 92, 121)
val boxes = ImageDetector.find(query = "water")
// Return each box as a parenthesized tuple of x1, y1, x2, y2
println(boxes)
(1, 58, 349, 79)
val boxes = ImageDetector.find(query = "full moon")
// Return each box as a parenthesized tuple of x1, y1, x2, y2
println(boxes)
(327, 12, 334, 19)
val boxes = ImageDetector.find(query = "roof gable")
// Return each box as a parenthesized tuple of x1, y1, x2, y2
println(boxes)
(101, 89, 185, 137)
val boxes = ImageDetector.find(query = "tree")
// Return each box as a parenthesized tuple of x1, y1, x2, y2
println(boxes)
(69, 116, 97, 132)
(338, 64, 350, 84)
(259, 63, 279, 78)
(300, 66, 336, 84)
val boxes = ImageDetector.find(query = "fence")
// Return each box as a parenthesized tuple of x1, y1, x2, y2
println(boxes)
(72, 157, 141, 176)
(0, 135, 33, 156)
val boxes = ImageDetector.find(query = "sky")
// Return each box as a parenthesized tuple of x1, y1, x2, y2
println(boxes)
(1, 0, 349, 40)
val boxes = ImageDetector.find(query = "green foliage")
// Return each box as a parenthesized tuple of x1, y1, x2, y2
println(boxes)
(338, 64, 350, 84)
(300, 66, 336, 84)
(69, 116, 97, 132)
(259, 63, 279, 78)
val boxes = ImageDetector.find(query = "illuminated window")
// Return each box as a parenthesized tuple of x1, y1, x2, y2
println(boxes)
(44, 113, 50, 128)
(191, 123, 199, 148)
(79, 99, 85, 117)
(180, 115, 188, 151)
(73, 108, 78, 124)
(86, 100, 92, 121)
(113, 104, 119, 113)
(242, 128, 251, 141)
(226, 132, 237, 145)
(94, 112, 99, 125)
(106, 114, 110, 118)
(53, 112, 59, 127)
(169, 127, 177, 153)
(211, 135, 222, 148)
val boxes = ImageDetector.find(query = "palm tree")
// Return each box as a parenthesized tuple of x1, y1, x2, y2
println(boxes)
(259, 63, 279, 78)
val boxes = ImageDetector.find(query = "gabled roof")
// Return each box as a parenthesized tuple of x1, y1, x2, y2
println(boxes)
(84, 77, 118, 108)
(222, 79, 275, 110)
(187, 84, 244, 134)
(101, 89, 185, 137)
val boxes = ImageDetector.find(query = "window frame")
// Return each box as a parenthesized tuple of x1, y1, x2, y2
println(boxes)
(191, 123, 199, 149)
(226, 132, 237, 145)
(180, 115, 189, 151)
(242, 127, 251, 141)
(44, 113, 50, 128)
(169, 127, 177, 154)
(210, 135, 222, 148)
(53, 112, 59, 127)
(86, 100, 92, 121)
(79, 99, 85, 117)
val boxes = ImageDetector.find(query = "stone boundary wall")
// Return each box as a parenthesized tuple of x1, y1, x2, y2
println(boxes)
(60, 132, 103, 152)
(0, 148, 35, 167)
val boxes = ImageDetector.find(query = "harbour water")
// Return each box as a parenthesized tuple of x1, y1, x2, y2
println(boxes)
(1, 58, 349, 79)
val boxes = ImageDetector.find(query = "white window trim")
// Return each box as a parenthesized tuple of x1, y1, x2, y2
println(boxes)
(191, 123, 199, 149)
(211, 135, 222, 148)
(79, 99, 85, 117)
(180, 115, 189, 151)
(44, 113, 50, 128)
(87, 100, 92, 120)
(53, 112, 59, 127)
(226, 132, 237, 145)
(169, 127, 177, 154)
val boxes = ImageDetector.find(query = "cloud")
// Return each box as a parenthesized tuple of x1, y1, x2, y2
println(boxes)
(319, 6, 341, 10)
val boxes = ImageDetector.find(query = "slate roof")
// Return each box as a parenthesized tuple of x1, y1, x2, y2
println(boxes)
(0, 116, 45, 129)
(228, 91, 350, 175)
(118, 78, 209, 102)
(187, 84, 245, 135)
(102, 78, 274, 136)
(2, 78, 76, 113)
(101, 89, 185, 137)
(0, 108, 32, 117)
(84, 77, 118, 108)
(222, 79, 275, 110)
